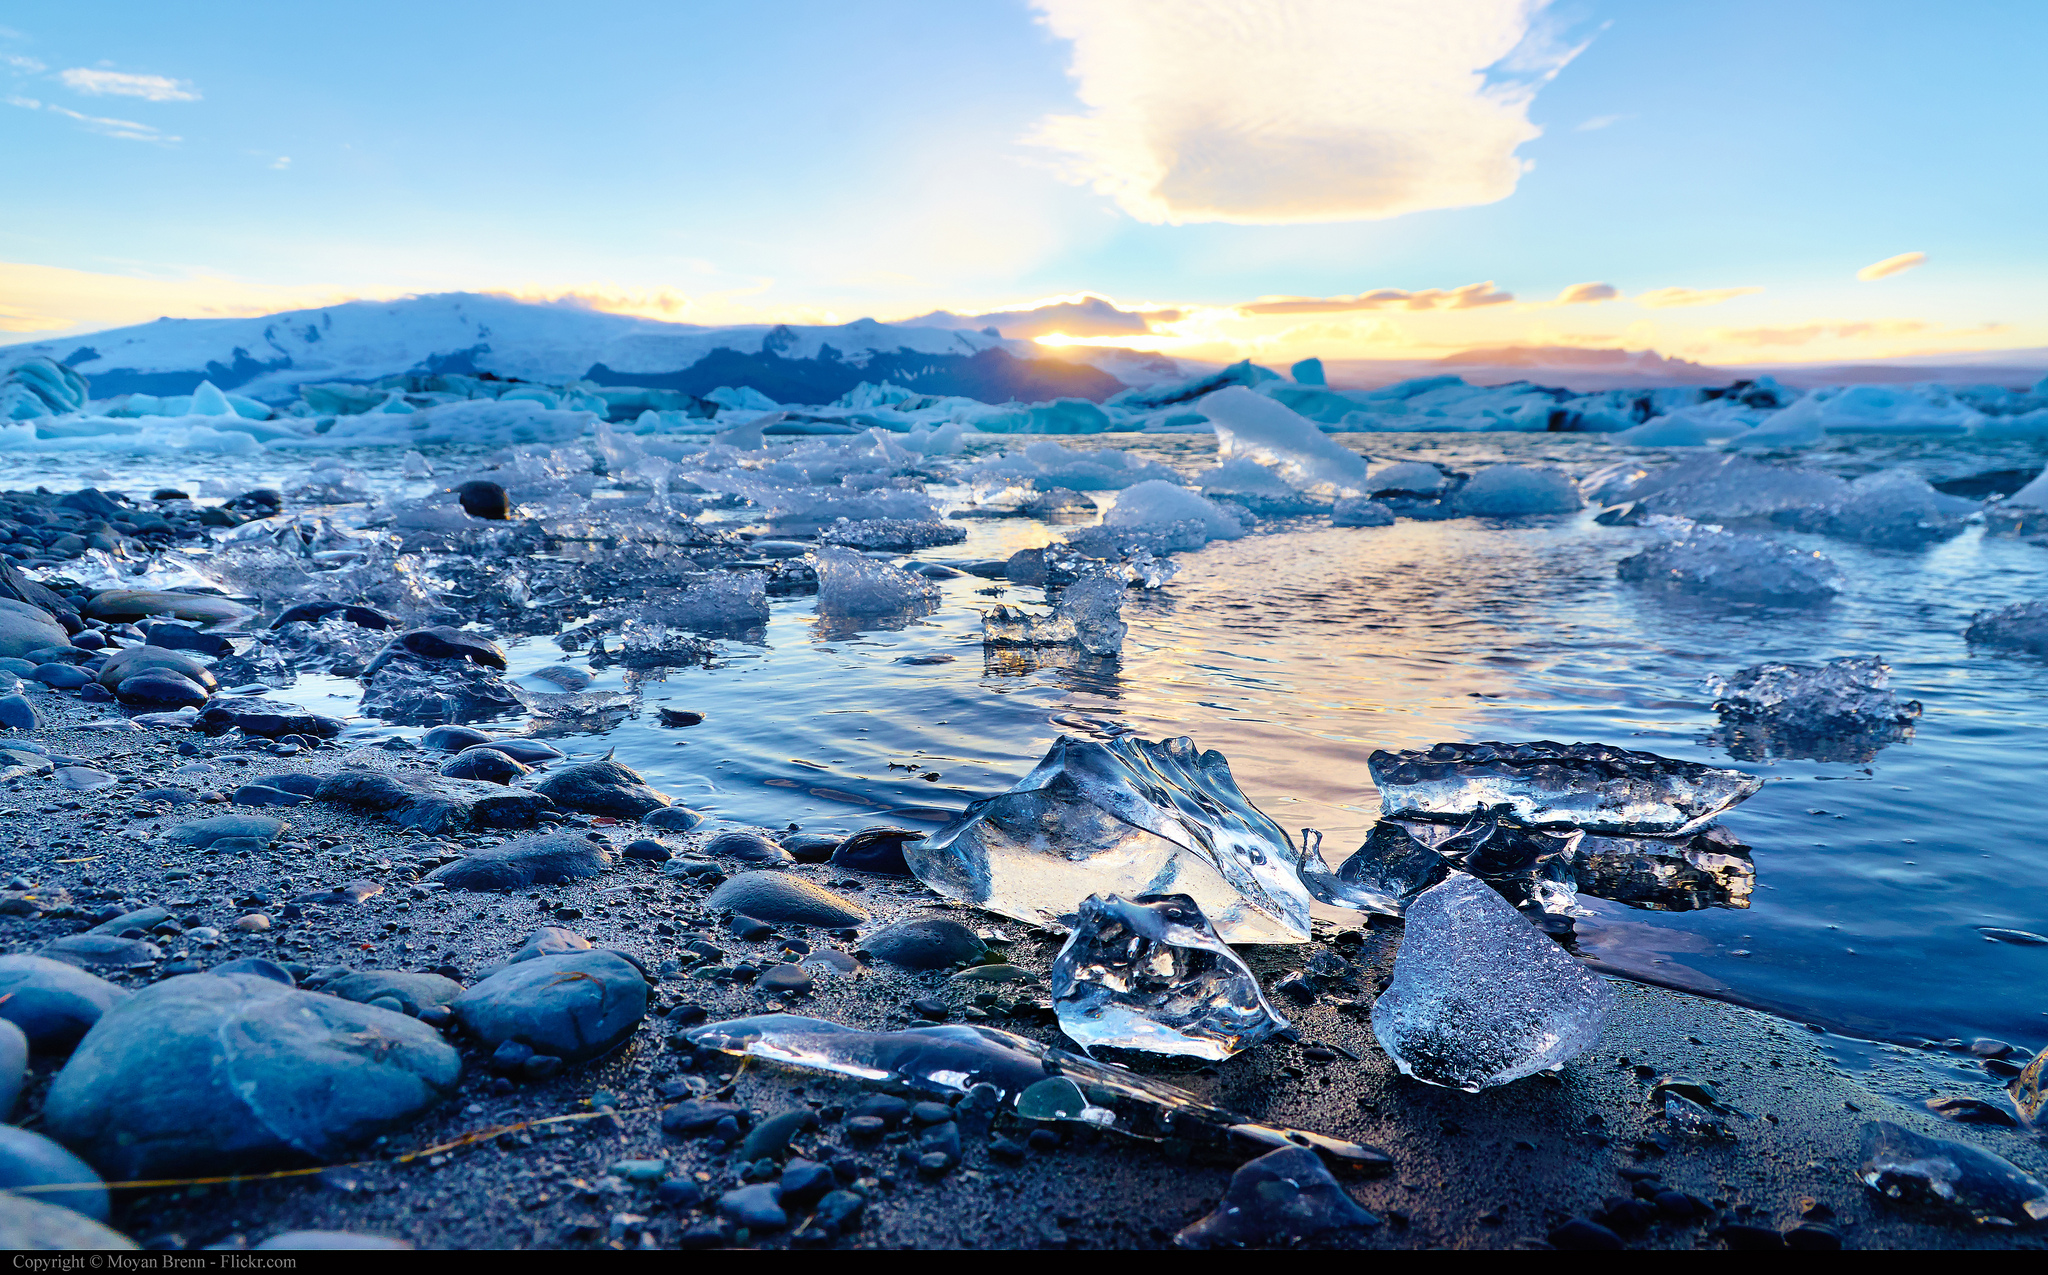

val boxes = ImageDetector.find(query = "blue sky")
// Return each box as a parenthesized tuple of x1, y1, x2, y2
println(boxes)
(3, 0, 2044, 365)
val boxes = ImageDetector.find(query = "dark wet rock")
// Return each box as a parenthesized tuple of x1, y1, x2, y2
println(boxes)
(0, 601, 71, 658)
(315, 771, 553, 834)
(779, 1159, 836, 1206)
(729, 915, 772, 942)
(449, 950, 648, 1064)
(508, 927, 592, 965)
(83, 589, 251, 626)
(325, 971, 464, 1017)
(115, 671, 210, 708)
(624, 838, 671, 862)
(162, 814, 285, 849)
(233, 783, 310, 807)
(474, 737, 563, 764)
(756, 964, 813, 996)
(142, 622, 234, 657)
(909, 997, 948, 1020)
(780, 832, 840, 863)
(706, 873, 868, 927)
(643, 807, 703, 832)
(424, 834, 611, 890)
(1857, 1120, 2048, 1226)
(38, 934, 161, 971)
(365, 626, 507, 673)
(195, 697, 345, 739)
(704, 830, 795, 866)
(0, 694, 39, 730)
(0, 1192, 134, 1250)
(658, 709, 704, 727)
(741, 1109, 818, 1161)
(42, 972, 461, 1178)
(830, 826, 923, 875)
(860, 918, 987, 970)
(97, 646, 216, 693)
(1782, 1222, 1844, 1250)
(0, 1125, 110, 1222)
(290, 880, 383, 907)
(1175, 1145, 1379, 1248)
(253, 773, 321, 795)
(439, 746, 530, 784)
(1548, 1217, 1625, 1250)
(718, 1183, 786, 1230)
(454, 480, 511, 521)
(1924, 1096, 2020, 1127)
(661, 1100, 747, 1135)
(273, 602, 398, 630)
(0, 1019, 25, 1117)
(211, 958, 295, 985)
(32, 663, 90, 689)
(422, 725, 493, 753)
(529, 758, 669, 817)
(88, 906, 169, 935)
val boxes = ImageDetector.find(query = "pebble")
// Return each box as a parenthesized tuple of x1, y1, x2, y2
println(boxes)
(232, 783, 309, 807)
(779, 1159, 835, 1205)
(449, 950, 648, 1063)
(657, 709, 704, 727)
(623, 838, 672, 862)
(660, 1100, 746, 1135)
(135, 786, 197, 805)
(162, 813, 285, 849)
(0, 1192, 135, 1250)
(31, 664, 89, 689)
(909, 997, 949, 1020)
(438, 746, 530, 784)
(83, 589, 251, 625)
(779, 832, 840, 863)
(705, 872, 868, 927)
(755, 964, 813, 996)
(422, 724, 494, 753)
(38, 934, 162, 971)
(473, 737, 564, 764)
(0, 695, 39, 730)
(325, 970, 464, 1017)
(424, 833, 612, 890)
(454, 480, 511, 520)
(739, 1109, 818, 1161)
(42, 972, 460, 1178)
(704, 830, 795, 866)
(211, 958, 295, 985)
(643, 806, 703, 832)
(861, 918, 987, 970)
(0, 1125, 110, 1221)
(717, 1183, 786, 1231)
(1925, 1096, 2019, 1127)
(1548, 1217, 1624, 1250)
(529, 664, 594, 691)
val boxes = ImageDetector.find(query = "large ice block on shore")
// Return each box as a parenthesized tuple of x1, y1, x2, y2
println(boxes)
(1050, 893, 1289, 1059)
(1198, 386, 1367, 497)
(909, 735, 1317, 944)
(1367, 741, 1761, 835)
(1370, 873, 1611, 1092)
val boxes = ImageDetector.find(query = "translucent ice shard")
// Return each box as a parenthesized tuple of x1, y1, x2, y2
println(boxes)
(685, 1013, 1390, 1169)
(1174, 1145, 1381, 1248)
(1576, 827, 1755, 912)
(1857, 1121, 2048, 1226)
(1369, 873, 1612, 1092)
(1616, 525, 1842, 605)
(1704, 655, 1920, 762)
(1367, 741, 1761, 836)
(1420, 805, 1583, 928)
(980, 578, 1127, 657)
(1309, 823, 1450, 917)
(812, 546, 940, 616)
(1049, 893, 1289, 1060)
(909, 735, 1318, 945)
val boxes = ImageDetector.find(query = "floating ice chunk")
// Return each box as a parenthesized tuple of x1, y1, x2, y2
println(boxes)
(1814, 385, 1984, 435)
(1616, 402, 1763, 446)
(1857, 1121, 2048, 1226)
(1174, 1145, 1380, 1247)
(910, 735, 1317, 945)
(1061, 519, 1210, 559)
(1589, 453, 1849, 520)
(1197, 386, 1368, 497)
(1104, 481, 1245, 542)
(684, 1013, 1389, 1168)
(1616, 526, 1842, 605)
(817, 518, 966, 552)
(1195, 458, 1331, 515)
(1577, 827, 1755, 912)
(1367, 741, 1761, 836)
(606, 573, 768, 633)
(1452, 464, 1582, 516)
(706, 385, 779, 412)
(812, 546, 940, 616)
(1043, 544, 1177, 590)
(1050, 893, 1289, 1060)
(1369, 461, 1453, 496)
(1419, 805, 1583, 927)
(1965, 601, 2048, 656)
(964, 441, 1182, 492)
(1369, 872, 1612, 1092)
(401, 450, 434, 478)
(1703, 655, 1920, 761)
(985, 578, 1128, 656)
(1779, 470, 1977, 547)
(1330, 497, 1395, 527)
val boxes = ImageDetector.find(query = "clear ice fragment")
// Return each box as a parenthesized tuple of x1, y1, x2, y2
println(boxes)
(1703, 655, 1919, 762)
(1367, 740, 1761, 836)
(684, 1013, 1390, 1169)
(1964, 601, 2048, 657)
(980, 578, 1127, 657)
(1309, 822, 1451, 917)
(1576, 827, 1755, 912)
(909, 735, 1318, 945)
(1174, 1145, 1381, 1248)
(812, 546, 940, 616)
(1616, 525, 1842, 605)
(1049, 893, 1289, 1060)
(1857, 1121, 2048, 1226)
(1369, 873, 1612, 1092)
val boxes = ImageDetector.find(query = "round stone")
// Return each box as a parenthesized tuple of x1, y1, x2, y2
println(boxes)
(706, 873, 868, 928)
(448, 950, 648, 1063)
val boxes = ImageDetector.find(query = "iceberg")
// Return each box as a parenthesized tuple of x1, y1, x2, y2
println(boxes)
(1369, 873, 1612, 1092)
(1616, 526, 1843, 605)
(1367, 740, 1761, 836)
(1197, 386, 1368, 496)
(1, 357, 91, 420)
(908, 735, 1319, 945)
(1049, 893, 1290, 1060)
(1776, 470, 1977, 548)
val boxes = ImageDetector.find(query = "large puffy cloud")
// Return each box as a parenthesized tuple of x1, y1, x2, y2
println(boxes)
(1028, 0, 1585, 225)
(1240, 281, 1514, 315)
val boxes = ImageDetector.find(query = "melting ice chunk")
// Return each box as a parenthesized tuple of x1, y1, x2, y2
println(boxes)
(684, 1013, 1390, 1169)
(1576, 827, 1756, 912)
(1369, 873, 1612, 1092)
(1964, 601, 2048, 657)
(1198, 385, 1368, 497)
(1616, 525, 1842, 605)
(1367, 741, 1761, 836)
(1050, 893, 1289, 1060)
(1309, 822, 1450, 917)
(1704, 655, 1920, 762)
(812, 546, 940, 615)
(980, 578, 1127, 657)
(1857, 1121, 2048, 1226)
(1174, 1145, 1381, 1248)
(909, 735, 1318, 945)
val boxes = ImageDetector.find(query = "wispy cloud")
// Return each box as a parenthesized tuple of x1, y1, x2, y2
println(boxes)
(3, 54, 44, 73)
(1856, 251, 1927, 282)
(1706, 318, 1960, 347)
(43, 103, 178, 143)
(1555, 281, 1618, 304)
(1635, 285, 1763, 308)
(1027, 0, 1590, 225)
(272, 156, 291, 170)
(1240, 281, 1515, 315)
(58, 67, 199, 102)
(1574, 113, 1625, 131)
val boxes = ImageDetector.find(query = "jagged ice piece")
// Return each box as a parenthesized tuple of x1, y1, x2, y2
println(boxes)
(1367, 740, 1761, 836)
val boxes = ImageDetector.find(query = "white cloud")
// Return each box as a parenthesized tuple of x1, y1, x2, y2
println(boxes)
(272, 156, 291, 170)
(44, 103, 178, 143)
(58, 68, 199, 102)
(1575, 113, 1625, 131)
(3, 54, 45, 73)
(1556, 281, 1618, 304)
(5, 94, 39, 110)
(1634, 285, 1762, 309)
(1240, 281, 1514, 314)
(1027, 0, 1587, 225)
(1857, 251, 1927, 282)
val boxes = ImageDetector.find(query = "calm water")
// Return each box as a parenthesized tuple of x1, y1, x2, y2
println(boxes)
(16, 430, 2048, 1050)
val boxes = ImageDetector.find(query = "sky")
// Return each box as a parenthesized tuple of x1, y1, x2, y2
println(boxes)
(3, 0, 2045, 368)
